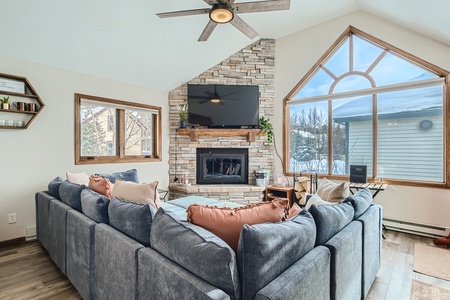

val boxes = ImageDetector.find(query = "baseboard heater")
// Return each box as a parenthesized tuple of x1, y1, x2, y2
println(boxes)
(383, 218, 449, 238)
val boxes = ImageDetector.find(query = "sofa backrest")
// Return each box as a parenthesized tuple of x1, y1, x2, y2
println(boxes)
(150, 208, 240, 300)
(237, 210, 317, 300)
(308, 201, 355, 246)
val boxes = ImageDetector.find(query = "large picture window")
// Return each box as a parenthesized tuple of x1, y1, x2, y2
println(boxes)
(75, 93, 161, 164)
(285, 27, 449, 186)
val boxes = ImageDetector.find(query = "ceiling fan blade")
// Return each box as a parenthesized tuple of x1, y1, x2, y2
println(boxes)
(157, 8, 210, 19)
(230, 15, 258, 39)
(204, 0, 235, 5)
(198, 20, 218, 41)
(234, 0, 291, 14)
(203, 0, 219, 5)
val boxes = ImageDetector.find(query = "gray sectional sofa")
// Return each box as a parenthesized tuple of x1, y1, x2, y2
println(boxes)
(35, 176, 382, 300)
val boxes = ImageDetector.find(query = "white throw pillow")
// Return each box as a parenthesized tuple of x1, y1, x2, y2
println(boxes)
(66, 171, 90, 185)
(305, 193, 336, 210)
(112, 180, 161, 208)
(316, 178, 349, 203)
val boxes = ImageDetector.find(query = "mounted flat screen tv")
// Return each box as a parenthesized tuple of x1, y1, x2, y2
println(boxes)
(187, 84, 259, 128)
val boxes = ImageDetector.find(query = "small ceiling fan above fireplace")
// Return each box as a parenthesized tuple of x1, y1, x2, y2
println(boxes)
(156, 0, 291, 41)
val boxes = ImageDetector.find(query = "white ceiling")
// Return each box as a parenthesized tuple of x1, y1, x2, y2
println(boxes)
(0, 0, 449, 92)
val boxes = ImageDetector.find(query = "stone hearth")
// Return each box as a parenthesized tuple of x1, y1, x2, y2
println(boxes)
(169, 184, 266, 204)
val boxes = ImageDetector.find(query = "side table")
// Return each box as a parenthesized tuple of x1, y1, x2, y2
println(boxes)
(265, 185, 294, 207)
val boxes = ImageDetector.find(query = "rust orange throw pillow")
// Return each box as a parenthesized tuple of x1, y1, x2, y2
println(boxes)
(187, 199, 289, 252)
(88, 175, 114, 199)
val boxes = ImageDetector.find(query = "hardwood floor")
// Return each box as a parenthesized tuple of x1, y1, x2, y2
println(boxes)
(0, 242, 81, 300)
(0, 230, 449, 300)
(367, 230, 450, 300)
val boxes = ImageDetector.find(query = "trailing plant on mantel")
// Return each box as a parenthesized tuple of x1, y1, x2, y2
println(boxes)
(259, 116, 274, 144)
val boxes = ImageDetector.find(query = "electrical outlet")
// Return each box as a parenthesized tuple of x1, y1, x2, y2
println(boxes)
(8, 213, 16, 224)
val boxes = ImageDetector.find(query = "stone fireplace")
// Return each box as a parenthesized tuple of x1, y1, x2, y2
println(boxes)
(197, 148, 248, 184)
(167, 39, 275, 204)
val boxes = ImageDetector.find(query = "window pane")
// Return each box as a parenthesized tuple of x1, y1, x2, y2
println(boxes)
(125, 110, 154, 156)
(289, 101, 329, 174)
(370, 52, 438, 86)
(333, 97, 373, 176)
(324, 38, 349, 77)
(353, 35, 384, 73)
(333, 75, 372, 93)
(377, 86, 444, 181)
(293, 69, 334, 99)
(80, 103, 116, 157)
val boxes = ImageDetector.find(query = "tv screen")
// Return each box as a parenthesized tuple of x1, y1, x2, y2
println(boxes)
(187, 84, 259, 128)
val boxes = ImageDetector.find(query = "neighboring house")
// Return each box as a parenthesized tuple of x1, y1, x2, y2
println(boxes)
(333, 87, 443, 181)
(81, 106, 152, 157)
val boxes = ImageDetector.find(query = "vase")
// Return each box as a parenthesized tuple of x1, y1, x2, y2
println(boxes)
(179, 121, 186, 128)
(1, 103, 9, 110)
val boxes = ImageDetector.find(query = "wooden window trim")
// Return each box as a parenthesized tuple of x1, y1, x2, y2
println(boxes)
(75, 93, 162, 165)
(283, 26, 450, 189)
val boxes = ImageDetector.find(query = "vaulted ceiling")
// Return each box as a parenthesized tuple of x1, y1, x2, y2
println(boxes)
(1, 0, 449, 92)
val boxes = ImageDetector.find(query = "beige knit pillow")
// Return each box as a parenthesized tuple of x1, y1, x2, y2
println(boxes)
(317, 178, 349, 203)
(66, 171, 90, 185)
(112, 180, 161, 208)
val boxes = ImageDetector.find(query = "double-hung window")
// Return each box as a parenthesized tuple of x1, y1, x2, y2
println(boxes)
(75, 93, 162, 164)
(285, 27, 449, 187)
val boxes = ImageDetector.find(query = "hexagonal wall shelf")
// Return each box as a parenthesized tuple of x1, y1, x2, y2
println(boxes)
(0, 72, 45, 129)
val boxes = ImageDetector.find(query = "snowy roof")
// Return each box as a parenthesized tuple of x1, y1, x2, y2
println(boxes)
(333, 87, 442, 122)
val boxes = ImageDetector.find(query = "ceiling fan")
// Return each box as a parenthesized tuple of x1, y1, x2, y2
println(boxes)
(192, 86, 236, 105)
(156, 0, 291, 41)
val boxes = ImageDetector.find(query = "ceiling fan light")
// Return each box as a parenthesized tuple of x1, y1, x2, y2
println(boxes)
(210, 4, 234, 24)
(210, 98, 221, 103)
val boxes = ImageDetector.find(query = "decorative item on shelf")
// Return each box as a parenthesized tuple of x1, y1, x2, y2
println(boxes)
(177, 104, 188, 128)
(258, 116, 273, 144)
(13, 101, 26, 111)
(275, 174, 286, 187)
(1, 96, 10, 110)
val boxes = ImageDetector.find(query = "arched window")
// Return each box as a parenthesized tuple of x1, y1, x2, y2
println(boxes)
(284, 27, 449, 186)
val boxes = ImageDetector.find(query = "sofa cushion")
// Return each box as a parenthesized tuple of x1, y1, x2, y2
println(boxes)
(305, 193, 337, 210)
(111, 180, 161, 209)
(66, 171, 90, 185)
(150, 208, 240, 300)
(317, 178, 349, 203)
(48, 176, 64, 200)
(187, 199, 289, 252)
(88, 175, 114, 199)
(108, 197, 156, 247)
(309, 201, 355, 246)
(59, 180, 87, 212)
(238, 210, 317, 300)
(343, 188, 373, 219)
(97, 168, 139, 184)
(81, 188, 110, 223)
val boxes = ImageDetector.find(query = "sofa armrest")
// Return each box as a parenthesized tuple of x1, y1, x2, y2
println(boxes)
(255, 246, 331, 300)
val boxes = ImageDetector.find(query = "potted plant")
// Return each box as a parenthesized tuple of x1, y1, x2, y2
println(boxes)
(177, 105, 188, 128)
(259, 116, 274, 144)
(1, 96, 10, 110)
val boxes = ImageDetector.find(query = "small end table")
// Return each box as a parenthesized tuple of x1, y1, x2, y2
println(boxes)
(265, 185, 294, 207)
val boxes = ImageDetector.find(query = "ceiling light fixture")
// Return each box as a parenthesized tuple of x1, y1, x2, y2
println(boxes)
(209, 4, 234, 24)
(210, 98, 221, 103)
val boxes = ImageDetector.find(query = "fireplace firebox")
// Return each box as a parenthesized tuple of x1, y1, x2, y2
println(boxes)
(196, 148, 248, 184)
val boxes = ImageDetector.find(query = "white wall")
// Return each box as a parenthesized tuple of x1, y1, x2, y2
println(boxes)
(274, 11, 450, 233)
(0, 55, 169, 242)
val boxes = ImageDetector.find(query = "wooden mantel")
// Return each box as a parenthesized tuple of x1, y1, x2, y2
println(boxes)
(177, 128, 262, 142)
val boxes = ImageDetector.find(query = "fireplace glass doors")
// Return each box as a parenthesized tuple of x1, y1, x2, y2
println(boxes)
(196, 148, 248, 184)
